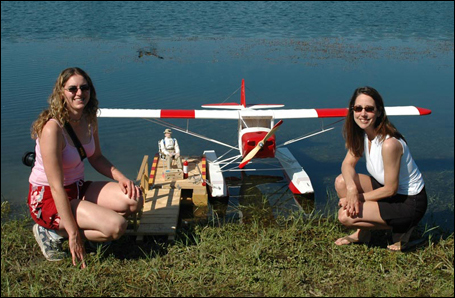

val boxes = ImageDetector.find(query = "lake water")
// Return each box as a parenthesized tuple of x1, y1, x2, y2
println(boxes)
(1, 1, 453, 231)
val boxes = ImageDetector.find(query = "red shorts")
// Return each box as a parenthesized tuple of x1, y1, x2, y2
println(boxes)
(27, 181, 92, 230)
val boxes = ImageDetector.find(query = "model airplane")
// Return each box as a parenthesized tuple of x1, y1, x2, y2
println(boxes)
(98, 79, 431, 196)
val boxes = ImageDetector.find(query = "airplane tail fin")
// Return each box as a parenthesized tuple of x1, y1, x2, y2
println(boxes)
(241, 78, 246, 108)
(201, 79, 284, 110)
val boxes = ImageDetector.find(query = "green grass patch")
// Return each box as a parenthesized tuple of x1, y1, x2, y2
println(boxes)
(1, 200, 453, 297)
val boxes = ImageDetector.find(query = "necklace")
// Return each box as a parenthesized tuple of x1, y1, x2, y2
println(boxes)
(69, 118, 81, 123)
(69, 115, 83, 123)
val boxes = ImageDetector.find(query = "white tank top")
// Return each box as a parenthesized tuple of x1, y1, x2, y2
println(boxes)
(365, 134, 424, 195)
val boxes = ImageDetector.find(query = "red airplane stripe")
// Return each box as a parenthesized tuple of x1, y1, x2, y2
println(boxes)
(160, 110, 195, 118)
(239, 160, 249, 169)
(416, 107, 432, 115)
(315, 108, 348, 118)
(241, 79, 246, 108)
(288, 181, 302, 195)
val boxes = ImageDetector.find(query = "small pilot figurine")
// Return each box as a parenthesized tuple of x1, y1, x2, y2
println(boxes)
(159, 128, 183, 169)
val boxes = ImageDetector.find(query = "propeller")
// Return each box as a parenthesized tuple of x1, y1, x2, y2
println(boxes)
(239, 120, 283, 169)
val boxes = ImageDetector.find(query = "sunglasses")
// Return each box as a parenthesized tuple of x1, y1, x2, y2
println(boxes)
(64, 85, 90, 93)
(352, 105, 375, 113)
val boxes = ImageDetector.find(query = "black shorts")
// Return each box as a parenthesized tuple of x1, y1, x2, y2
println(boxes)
(371, 177, 428, 233)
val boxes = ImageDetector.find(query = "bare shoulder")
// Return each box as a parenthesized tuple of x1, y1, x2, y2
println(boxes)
(382, 138, 403, 155)
(41, 120, 62, 139)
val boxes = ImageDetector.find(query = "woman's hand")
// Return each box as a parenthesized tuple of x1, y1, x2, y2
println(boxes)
(338, 198, 347, 209)
(345, 188, 362, 218)
(68, 232, 86, 268)
(118, 177, 141, 200)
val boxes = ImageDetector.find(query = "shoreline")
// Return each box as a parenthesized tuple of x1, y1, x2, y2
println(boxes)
(2, 203, 453, 297)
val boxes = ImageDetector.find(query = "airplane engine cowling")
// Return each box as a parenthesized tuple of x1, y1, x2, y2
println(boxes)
(241, 132, 276, 159)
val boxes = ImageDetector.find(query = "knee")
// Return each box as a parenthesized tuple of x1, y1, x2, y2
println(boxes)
(334, 174, 346, 193)
(124, 195, 143, 216)
(113, 219, 127, 240)
(337, 208, 353, 227)
(107, 217, 127, 241)
(132, 195, 143, 214)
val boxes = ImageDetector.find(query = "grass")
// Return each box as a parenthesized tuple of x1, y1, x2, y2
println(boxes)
(1, 199, 454, 297)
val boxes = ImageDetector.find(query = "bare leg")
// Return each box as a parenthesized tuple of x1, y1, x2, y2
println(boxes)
(334, 229, 371, 245)
(59, 181, 143, 242)
(59, 199, 127, 241)
(334, 174, 391, 245)
(334, 173, 374, 198)
(83, 181, 142, 217)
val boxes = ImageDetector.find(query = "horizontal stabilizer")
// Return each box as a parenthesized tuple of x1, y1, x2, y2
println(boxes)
(202, 103, 285, 110)
(201, 103, 243, 109)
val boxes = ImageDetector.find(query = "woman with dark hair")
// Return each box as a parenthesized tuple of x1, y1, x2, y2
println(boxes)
(334, 86, 427, 251)
(28, 67, 143, 267)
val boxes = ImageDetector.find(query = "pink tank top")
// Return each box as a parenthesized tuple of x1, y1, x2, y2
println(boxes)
(29, 119, 96, 186)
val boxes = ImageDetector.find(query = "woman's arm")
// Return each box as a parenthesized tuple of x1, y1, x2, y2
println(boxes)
(341, 150, 362, 216)
(362, 138, 402, 202)
(40, 121, 85, 268)
(87, 125, 140, 199)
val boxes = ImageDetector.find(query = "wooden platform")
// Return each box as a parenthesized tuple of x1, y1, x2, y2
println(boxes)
(126, 154, 208, 240)
(151, 155, 207, 197)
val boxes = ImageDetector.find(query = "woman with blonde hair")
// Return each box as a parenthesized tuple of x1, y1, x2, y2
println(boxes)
(28, 67, 142, 267)
(334, 86, 427, 251)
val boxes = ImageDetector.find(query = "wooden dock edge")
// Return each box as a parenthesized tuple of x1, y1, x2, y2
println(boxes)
(127, 155, 148, 232)
(136, 155, 149, 192)
(126, 154, 209, 241)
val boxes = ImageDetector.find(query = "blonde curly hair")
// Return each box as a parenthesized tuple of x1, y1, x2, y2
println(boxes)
(31, 67, 99, 139)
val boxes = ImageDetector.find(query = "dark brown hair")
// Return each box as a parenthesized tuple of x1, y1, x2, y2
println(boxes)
(343, 86, 405, 157)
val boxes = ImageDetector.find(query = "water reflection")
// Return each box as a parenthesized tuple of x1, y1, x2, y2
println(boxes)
(181, 171, 315, 226)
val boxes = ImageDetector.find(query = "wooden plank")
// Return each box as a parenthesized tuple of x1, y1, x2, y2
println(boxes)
(164, 169, 183, 180)
(142, 204, 179, 214)
(193, 187, 208, 206)
(127, 155, 149, 231)
(153, 156, 204, 186)
(133, 223, 176, 236)
(139, 215, 178, 224)
(145, 188, 180, 203)
(136, 155, 149, 184)
(127, 155, 210, 239)
(130, 187, 181, 237)
(174, 180, 204, 189)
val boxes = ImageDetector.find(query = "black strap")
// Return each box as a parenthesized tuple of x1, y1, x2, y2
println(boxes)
(64, 122, 87, 161)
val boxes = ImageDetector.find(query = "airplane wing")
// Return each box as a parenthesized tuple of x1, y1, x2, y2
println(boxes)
(98, 106, 430, 119)
(98, 108, 239, 119)
(273, 106, 431, 118)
